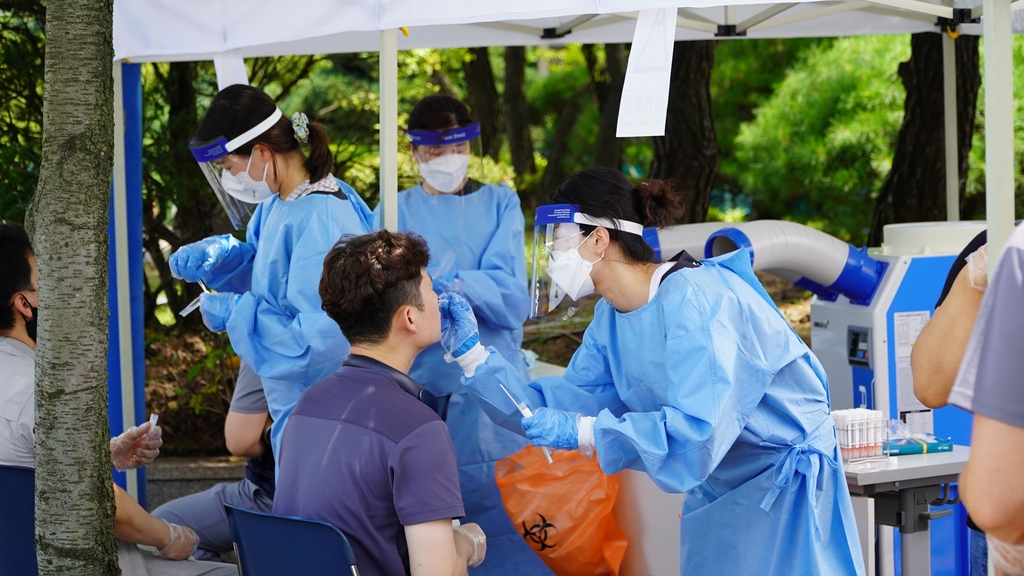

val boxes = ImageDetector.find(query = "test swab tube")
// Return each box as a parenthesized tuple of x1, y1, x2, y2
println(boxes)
(143, 413, 159, 443)
(178, 280, 211, 317)
(499, 384, 554, 465)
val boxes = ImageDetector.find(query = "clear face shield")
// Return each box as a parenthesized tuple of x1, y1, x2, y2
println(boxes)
(188, 108, 283, 230)
(530, 205, 593, 320)
(530, 204, 649, 320)
(408, 121, 484, 196)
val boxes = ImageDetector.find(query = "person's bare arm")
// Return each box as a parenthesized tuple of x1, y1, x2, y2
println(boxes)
(224, 411, 271, 458)
(113, 483, 170, 547)
(960, 414, 1024, 543)
(911, 266, 984, 408)
(113, 483, 199, 559)
(405, 520, 484, 576)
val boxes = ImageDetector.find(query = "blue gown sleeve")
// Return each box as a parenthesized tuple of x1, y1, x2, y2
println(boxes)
(225, 202, 356, 384)
(202, 206, 265, 294)
(453, 188, 530, 332)
(462, 314, 627, 436)
(591, 279, 776, 494)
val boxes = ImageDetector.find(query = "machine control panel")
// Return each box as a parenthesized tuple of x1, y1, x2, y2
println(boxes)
(847, 326, 871, 367)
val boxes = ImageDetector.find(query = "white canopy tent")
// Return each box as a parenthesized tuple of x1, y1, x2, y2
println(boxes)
(108, 0, 1017, 545)
(115, 0, 1022, 60)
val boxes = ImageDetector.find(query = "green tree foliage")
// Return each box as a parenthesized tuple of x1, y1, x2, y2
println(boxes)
(712, 38, 828, 192)
(735, 35, 910, 243)
(0, 2, 45, 223)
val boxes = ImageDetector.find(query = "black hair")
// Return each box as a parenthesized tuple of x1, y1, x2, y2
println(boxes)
(0, 225, 34, 331)
(193, 85, 333, 183)
(319, 231, 431, 346)
(407, 95, 475, 136)
(549, 167, 685, 263)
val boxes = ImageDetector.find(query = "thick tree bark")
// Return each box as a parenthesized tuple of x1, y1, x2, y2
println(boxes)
(462, 47, 503, 161)
(503, 46, 536, 191)
(27, 0, 119, 572)
(649, 41, 719, 224)
(868, 34, 981, 245)
(584, 44, 627, 169)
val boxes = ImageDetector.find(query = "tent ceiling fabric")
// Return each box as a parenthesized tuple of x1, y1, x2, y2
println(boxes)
(114, 0, 1019, 62)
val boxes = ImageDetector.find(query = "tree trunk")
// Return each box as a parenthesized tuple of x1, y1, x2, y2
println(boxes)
(649, 41, 719, 224)
(584, 44, 627, 169)
(868, 33, 981, 245)
(538, 87, 589, 204)
(463, 47, 503, 161)
(27, 0, 119, 572)
(503, 46, 536, 192)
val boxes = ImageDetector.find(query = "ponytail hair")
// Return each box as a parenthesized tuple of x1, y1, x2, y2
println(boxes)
(549, 167, 685, 262)
(303, 122, 333, 183)
(194, 85, 333, 182)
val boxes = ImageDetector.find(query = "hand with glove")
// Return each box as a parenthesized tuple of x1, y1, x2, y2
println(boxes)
(521, 407, 596, 456)
(966, 244, 988, 292)
(156, 520, 200, 560)
(439, 292, 479, 359)
(110, 420, 163, 472)
(169, 235, 233, 282)
(431, 273, 452, 295)
(439, 292, 490, 377)
(453, 522, 487, 568)
(200, 292, 241, 333)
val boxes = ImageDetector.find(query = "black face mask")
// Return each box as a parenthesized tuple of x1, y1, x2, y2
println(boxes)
(23, 303, 37, 343)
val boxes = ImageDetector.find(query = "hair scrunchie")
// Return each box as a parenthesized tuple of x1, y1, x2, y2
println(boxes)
(291, 112, 309, 144)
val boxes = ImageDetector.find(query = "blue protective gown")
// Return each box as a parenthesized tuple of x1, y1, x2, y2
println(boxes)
(462, 249, 866, 575)
(205, 180, 372, 460)
(373, 182, 551, 575)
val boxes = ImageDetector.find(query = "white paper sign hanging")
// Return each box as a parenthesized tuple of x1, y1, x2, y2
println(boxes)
(213, 49, 249, 91)
(616, 8, 677, 138)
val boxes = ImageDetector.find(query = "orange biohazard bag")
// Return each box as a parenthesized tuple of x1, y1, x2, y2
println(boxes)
(495, 445, 627, 575)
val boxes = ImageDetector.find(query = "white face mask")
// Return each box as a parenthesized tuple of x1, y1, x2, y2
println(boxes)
(417, 153, 470, 194)
(221, 154, 274, 204)
(545, 233, 602, 301)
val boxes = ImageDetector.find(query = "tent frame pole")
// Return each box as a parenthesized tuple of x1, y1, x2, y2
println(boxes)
(379, 29, 399, 232)
(983, 0, 1015, 263)
(942, 27, 959, 221)
(112, 61, 138, 500)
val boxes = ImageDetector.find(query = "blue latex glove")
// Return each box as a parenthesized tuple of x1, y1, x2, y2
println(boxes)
(521, 407, 581, 451)
(169, 236, 232, 282)
(439, 292, 479, 358)
(199, 292, 240, 333)
(431, 273, 451, 295)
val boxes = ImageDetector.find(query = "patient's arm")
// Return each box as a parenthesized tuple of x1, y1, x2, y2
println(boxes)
(911, 267, 983, 408)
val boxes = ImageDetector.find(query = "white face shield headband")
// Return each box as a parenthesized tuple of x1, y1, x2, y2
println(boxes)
(189, 107, 283, 229)
(529, 204, 645, 319)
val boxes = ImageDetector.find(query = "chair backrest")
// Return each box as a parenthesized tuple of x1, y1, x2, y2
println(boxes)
(0, 465, 38, 575)
(224, 504, 359, 576)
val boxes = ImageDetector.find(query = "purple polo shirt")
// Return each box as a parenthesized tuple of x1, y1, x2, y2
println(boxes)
(273, 363, 465, 576)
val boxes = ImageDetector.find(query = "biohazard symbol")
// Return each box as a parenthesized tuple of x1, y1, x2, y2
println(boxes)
(522, 513, 558, 551)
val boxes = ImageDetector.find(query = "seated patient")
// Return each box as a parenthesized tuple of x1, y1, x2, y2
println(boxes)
(273, 230, 486, 576)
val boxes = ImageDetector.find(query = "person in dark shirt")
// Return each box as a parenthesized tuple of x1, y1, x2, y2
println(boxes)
(152, 361, 275, 562)
(274, 230, 486, 576)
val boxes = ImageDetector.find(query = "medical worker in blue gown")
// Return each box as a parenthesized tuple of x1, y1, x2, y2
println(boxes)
(440, 167, 866, 575)
(372, 95, 549, 575)
(169, 85, 372, 459)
